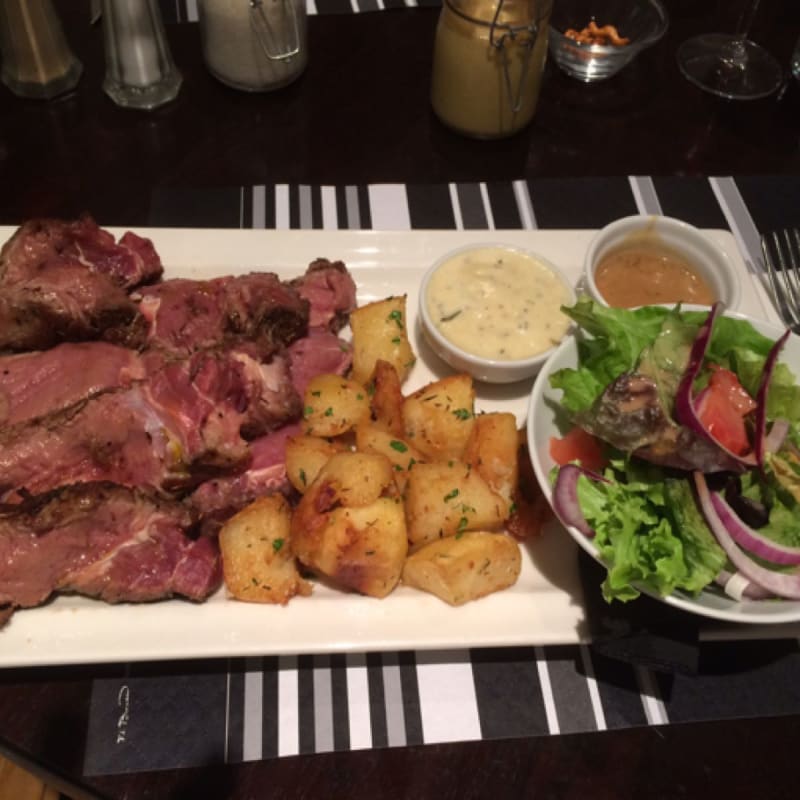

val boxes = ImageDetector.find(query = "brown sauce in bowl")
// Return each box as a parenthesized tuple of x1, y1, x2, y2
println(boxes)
(594, 242, 716, 308)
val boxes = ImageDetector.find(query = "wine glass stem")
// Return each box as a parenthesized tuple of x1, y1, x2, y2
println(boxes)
(734, 0, 760, 39)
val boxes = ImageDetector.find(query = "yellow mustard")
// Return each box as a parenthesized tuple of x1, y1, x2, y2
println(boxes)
(430, 0, 552, 139)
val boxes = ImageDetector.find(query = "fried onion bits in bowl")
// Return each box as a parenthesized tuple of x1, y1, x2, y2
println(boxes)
(419, 243, 575, 384)
(549, 0, 668, 81)
(527, 299, 800, 624)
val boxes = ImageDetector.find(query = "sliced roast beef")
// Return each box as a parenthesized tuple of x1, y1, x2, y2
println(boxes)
(0, 342, 146, 426)
(0, 389, 189, 500)
(135, 272, 309, 359)
(189, 422, 300, 536)
(288, 328, 352, 397)
(0, 259, 143, 352)
(0, 347, 301, 500)
(0, 482, 220, 611)
(142, 347, 301, 452)
(291, 258, 357, 332)
(0, 217, 162, 289)
(0, 217, 160, 352)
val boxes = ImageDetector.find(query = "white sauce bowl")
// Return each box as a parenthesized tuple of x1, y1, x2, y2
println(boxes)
(583, 214, 741, 312)
(419, 243, 576, 384)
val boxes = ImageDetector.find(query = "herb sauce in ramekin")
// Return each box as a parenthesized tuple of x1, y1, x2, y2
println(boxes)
(426, 246, 571, 361)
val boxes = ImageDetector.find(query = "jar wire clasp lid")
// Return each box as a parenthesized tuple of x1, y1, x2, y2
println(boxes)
(250, 0, 301, 62)
(489, 0, 542, 115)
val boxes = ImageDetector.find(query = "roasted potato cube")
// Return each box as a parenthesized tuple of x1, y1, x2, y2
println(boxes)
(349, 296, 416, 385)
(285, 435, 342, 494)
(303, 373, 370, 437)
(463, 412, 519, 506)
(402, 531, 521, 605)
(304, 451, 397, 508)
(291, 496, 408, 598)
(219, 494, 312, 604)
(404, 460, 508, 549)
(370, 360, 405, 436)
(402, 374, 476, 460)
(354, 423, 424, 492)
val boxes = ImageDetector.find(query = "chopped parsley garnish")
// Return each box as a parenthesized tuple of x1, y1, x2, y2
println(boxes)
(390, 440, 408, 453)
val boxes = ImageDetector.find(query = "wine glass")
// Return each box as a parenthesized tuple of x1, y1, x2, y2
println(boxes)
(676, 0, 783, 100)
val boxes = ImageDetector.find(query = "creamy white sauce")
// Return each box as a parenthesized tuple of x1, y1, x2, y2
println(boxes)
(426, 247, 572, 361)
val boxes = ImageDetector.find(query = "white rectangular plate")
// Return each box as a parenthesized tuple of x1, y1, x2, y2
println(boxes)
(0, 226, 795, 667)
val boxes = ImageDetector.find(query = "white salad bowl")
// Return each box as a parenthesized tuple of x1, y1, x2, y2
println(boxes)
(527, 307, 800, 624)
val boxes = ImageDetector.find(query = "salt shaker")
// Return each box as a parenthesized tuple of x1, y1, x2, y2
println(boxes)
(197, 0, 307, 92)
(101, 0, 182, 109)
(0, 0, 82, 99)
(430, 0, 552, 139)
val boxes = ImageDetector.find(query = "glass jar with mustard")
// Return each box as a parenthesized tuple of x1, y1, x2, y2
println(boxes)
(430, 0, 552, 139)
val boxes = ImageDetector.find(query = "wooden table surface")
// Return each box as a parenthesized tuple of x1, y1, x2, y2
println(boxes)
(1, 1, 799, 798)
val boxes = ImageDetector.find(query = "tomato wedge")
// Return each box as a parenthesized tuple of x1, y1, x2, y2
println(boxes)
(549, 427, 607, 472)
(694, 365, 757, 456)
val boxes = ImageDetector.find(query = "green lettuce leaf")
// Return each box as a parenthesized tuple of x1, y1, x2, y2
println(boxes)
(552, 297, 800, 423)
(550, 298, 671, 416)
(576, 465, 725, 602)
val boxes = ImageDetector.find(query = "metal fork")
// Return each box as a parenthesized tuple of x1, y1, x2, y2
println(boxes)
(761, 228, 800, 334)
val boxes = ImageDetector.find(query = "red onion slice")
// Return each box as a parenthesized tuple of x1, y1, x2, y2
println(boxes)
(763, 418, 790, 457)
(552, 464, 609, 538)
(714, 570, 774, 601)
(754, 328, 792, 466)
(675, 303, 757, 467)
(710, 491, 800, 565)
(694, 472, 800, 599)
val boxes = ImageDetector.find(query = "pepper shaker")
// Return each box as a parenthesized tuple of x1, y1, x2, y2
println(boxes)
(0, 0, 82, 99)
(101, 0, 182, 109)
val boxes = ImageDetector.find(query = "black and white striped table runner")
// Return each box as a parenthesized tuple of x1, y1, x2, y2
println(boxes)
(83, 175, 800, 776)
(161, 0, 441, 22)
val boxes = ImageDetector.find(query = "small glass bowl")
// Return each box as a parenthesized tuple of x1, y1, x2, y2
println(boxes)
(548, 0, 668, 82)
